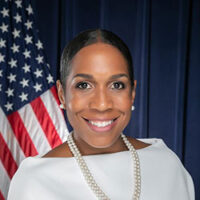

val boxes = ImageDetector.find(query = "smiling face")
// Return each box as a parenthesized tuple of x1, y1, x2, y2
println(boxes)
(57, 43, 136, 153)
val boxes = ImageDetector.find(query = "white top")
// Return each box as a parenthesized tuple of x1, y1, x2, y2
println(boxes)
(8, 138, 195, 200)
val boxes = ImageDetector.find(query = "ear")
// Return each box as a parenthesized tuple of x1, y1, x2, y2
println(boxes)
(56, 80, 66, 109)
(131, 80, 137, 104)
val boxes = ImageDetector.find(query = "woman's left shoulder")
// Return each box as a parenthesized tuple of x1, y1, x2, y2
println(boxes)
(132, 137, 195, 199)
(127, 137, 152, 150)
(128, 136, 188, 169)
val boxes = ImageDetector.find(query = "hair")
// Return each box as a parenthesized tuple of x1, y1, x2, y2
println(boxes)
(60, 29, 134, 89)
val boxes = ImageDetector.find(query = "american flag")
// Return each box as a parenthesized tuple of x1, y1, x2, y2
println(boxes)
(0, 0, 68, 199)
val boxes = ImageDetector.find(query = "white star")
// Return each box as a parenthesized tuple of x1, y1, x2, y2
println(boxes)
(24, 35, 32, 44)
(26, 5, 33, 15)
(5, 88, 14, 97)
(7, 73, 16, 83)
(22, 63, 31, 73)
(0, 70, 3, 77)
(19, 92, 28, 102)
(24, 20, 33, 30)
(1, 7, 9, 18)
(20, 78, 29, 88)
(12, 28, 20, 38)
(34, 68, 43, 78)
(15, 0, 22, 8)
(0, 23, 8, 33)
(33, 82, 42, 92)
(8, 58, 17, 68)
(4, 102, 13, 111)
(36, 40, 43, 49)
(14, 13, 22, 23)
(0, 53, 5, 63)
(47, 74, 54, 83)
(35, 55, 43, 64)
(23, 49, 31, 58)
(0, 38, 6, 48)
(0, 84, 2, 92)
(11, 43, 20, 53)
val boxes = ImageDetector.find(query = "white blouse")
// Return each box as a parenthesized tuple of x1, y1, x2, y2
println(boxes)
(8, 138, 195, 200)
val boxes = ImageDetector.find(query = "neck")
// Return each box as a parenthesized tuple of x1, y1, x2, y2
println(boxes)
(72, 133, 128, 156)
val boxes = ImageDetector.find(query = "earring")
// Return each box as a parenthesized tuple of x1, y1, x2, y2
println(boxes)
(131, 105, 135, 111)
(60, 104, 65, 109)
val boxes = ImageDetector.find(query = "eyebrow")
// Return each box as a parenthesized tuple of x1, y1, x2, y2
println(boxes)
(73, 73, 129, 80)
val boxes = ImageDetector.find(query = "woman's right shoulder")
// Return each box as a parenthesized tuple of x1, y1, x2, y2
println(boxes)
(42, 141, 73, 158)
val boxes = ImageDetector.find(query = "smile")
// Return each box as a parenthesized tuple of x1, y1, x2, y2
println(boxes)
(89, 120, 114, 127)
(83, 117, 118, 132)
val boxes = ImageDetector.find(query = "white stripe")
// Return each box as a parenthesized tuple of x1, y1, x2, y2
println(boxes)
(0, 108, 25, 165)
(0, 161, 10, 199)
(40, 89, 69, 142)
(18, 104, 52, 156)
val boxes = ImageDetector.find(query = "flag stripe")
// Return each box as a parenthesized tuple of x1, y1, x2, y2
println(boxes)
(41, 89, 68, 142)
(18, 104, 51, 156)
(0, 161, 10, 200)
(50, 86, 61, 106)
(31, 97, 63, 148)
(0, 190, 5, 200)
(0, 133, 18, 178)
(7, 112, 38, 157)
(0, 108, 25, 165)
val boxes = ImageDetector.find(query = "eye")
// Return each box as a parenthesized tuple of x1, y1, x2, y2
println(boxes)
(111, 82, 125, 90)
(75, 82, 91, 89)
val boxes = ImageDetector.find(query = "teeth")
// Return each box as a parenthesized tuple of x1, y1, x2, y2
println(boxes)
(89, 120, 113, 127)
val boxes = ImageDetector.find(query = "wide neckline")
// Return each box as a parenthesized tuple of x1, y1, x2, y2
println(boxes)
(35, 138, 164, 159)
(82, 138, 163, 158)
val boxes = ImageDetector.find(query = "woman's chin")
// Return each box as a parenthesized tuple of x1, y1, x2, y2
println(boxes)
(85, 135, 122, 151)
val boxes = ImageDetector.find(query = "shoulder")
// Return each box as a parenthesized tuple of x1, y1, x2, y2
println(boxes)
(8, 157, 40, 199)
(8, 156, 71, 199)
(43, 141, 73, 158)
(135, 137, 194, 179)
(135, 137, 195, 198)
(127, 137, 152, 150)
(127, 136, 182, 167)
(130, 137, 185, 169)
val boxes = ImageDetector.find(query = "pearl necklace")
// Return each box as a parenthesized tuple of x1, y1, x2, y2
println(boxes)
(67, 133, 141, 200)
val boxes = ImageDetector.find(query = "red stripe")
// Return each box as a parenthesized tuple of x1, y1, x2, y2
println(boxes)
(50, 85, 64, 115)
(0, 190, 5, 200)
(50, 86, 61, 106)
(0, 132, 18, 179)
(31, 96, 62, 148)
(7, 112, 38, 157)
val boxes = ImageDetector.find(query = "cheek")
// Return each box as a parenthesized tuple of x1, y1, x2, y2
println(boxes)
(65, 89, 87, 114)
(113, 93, 133, 111)
(65, 94, 84, 129)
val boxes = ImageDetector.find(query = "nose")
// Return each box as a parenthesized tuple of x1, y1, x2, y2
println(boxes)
(89, 87, 113, 111)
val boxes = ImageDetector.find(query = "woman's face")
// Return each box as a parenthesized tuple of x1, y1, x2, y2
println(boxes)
(58, 43, 136, 150)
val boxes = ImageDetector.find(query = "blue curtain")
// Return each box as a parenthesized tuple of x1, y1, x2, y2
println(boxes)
(32, 0, 200, 197)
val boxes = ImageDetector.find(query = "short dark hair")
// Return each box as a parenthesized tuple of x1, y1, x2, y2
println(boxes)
(60, 29, 134, 89)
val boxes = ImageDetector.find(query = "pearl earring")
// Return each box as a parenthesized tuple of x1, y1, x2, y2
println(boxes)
(60, 104, 65, 109)
(131, 105, 135, 111)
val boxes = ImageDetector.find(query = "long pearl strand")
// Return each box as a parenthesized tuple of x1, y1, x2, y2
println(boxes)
(67, 133, 141, 200)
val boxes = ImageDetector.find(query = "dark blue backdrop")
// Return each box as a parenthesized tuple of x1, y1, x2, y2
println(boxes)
(32, 0, 200, 197)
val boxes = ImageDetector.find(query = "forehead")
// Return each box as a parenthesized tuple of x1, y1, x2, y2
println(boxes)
(69, 43, 129, 76)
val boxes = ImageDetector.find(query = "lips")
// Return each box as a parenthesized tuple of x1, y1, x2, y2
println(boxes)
(83, 117, 118, 132)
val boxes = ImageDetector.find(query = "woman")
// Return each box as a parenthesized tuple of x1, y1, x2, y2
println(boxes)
(8, 29, 194, 200)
